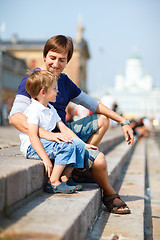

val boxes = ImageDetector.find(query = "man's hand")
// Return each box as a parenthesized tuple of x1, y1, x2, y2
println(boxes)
(85, 143, 98, 150)
(121, 125, 134, 145)
(49, 132, 73, 144)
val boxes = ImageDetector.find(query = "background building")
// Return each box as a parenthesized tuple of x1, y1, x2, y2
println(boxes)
(0, 50, 27, 124)
(108, 52, 160, 119)
(0, 23, 90, 92)
(0, 23, 90, 124)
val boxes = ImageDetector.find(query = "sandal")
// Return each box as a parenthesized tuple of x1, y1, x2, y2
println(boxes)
(67, 178, 83, 191)
(102, 193, 131, 214)
(44, 181, 76, 194)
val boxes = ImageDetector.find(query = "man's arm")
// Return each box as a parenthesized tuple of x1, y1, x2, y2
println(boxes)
(9, 96, 76, 143)
(96, 103, 134, 145)
(57, 121, 98, 150)
(9, 95, 31, 134)
(96, 102, 126, 123)
(9, 112, 28, 134)
(8, 95, 66, 141)
(72, 92, 133, 145)
(10, 112, 75, 142)
(71, 91, 99, 113)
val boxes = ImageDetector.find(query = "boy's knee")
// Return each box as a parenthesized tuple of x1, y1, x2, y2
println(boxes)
(73, 138, 85, 148)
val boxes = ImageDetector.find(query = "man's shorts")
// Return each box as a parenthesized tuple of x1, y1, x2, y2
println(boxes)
(66, 114, 100, 170)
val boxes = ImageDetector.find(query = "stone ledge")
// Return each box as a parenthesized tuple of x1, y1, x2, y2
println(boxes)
(0, 157, 44, 213)
(0, 139, 137, 240)
(0, 127, 124, 215)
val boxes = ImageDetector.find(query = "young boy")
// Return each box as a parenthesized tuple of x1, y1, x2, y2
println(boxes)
(19, 70, 97, 194)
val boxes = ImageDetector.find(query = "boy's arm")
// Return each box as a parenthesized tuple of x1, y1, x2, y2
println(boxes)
(57, 121, 79, 139)
(28, 123, 53, 178)
(10, 112, 66, 142)
(9, 99, 71, 142)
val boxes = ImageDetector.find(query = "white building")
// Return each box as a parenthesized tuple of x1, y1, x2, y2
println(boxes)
(115, 53, 152, 92)
(110, 52, 160, 119)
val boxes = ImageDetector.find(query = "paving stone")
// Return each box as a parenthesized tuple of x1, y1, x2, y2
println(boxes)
(87, 139, 145, 240)
(0, 176, 5, 212)
(0, 156, 44, 212)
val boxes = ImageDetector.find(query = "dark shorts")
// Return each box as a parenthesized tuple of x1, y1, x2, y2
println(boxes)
(67, 114, 100, 170)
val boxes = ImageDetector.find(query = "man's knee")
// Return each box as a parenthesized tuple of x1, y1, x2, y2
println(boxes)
(97, 114, 109, 131)
(92, 152, 107, 171)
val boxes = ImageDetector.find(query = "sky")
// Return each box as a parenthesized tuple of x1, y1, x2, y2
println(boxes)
(0, 0, 160, 93)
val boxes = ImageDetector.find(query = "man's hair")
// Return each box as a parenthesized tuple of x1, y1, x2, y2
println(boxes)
(43, 35, 74, 63)
(26, 70, 58, 99)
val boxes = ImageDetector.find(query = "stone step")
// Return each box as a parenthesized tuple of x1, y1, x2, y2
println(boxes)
(87, 139, 145, 240)
(0, 126, 124, 215)
(0, 138, 137, 240)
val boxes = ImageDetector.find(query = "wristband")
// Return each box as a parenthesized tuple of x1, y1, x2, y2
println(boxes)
(121, 119, 130, 127)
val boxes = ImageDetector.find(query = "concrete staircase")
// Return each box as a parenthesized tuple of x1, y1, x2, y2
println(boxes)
(87, 138, 145, 240)
(0, 126, 141, 240)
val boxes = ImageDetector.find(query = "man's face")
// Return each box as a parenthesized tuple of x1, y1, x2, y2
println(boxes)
(44, 51, 68, 75)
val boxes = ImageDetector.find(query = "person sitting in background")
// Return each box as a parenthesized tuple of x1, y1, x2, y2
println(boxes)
(130, 117, 149, 140)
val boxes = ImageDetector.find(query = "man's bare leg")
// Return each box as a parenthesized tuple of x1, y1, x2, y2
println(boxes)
(86, 114, 109, 146)
(90, 152, 129, 212)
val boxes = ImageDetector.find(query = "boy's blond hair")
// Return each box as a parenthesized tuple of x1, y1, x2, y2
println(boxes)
(26, 70, 59, 99)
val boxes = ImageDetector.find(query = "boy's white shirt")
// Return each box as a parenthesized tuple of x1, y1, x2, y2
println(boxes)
(9, 91, 99, 117)
(19, 99, 61, 157)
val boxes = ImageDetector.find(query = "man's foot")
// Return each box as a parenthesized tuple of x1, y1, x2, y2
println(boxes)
(102, 193, 131, 214)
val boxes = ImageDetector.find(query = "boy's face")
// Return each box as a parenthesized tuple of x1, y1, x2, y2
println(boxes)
(46, 81, 58, 103)
(44, 51, 68, 75)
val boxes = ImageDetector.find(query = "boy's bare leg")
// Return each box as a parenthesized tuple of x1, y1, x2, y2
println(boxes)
(61, 167, 74, 182)
(50, 165, 66, 186)
(86, 114, 109, 146)
(90, 152, 129, 212)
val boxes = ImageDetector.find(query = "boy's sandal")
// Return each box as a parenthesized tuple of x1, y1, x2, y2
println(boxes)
(44, 181, 76, 194)
(102, 193, 131, 214)
(67, 178, 83, 191)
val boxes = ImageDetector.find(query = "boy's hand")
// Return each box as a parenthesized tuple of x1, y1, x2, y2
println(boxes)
(43, 160, 53, 178)
(85, 143, 98, 150)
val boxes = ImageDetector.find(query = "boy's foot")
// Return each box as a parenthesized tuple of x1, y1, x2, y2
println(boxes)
(44, 181, 76, 194)
(67, 178, 83, 191)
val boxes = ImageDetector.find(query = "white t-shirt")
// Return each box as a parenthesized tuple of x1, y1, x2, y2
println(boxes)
(19, 99, 61, 157)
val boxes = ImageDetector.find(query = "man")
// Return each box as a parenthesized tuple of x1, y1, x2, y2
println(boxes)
(9, 35, 133, 214)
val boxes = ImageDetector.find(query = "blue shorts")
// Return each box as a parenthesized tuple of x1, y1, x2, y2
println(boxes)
(27, 138, 85, 168)
(27, 114, 100, 170)
(67, 114, 100, 169)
